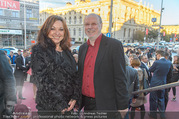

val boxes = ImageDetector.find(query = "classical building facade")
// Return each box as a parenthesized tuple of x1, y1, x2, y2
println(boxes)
(40, 0, 161, 43)
(0, 0, 39, 49)
(162, 25, 179, 34)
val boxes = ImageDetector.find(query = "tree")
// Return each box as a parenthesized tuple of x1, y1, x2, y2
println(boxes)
(133, 30, 145, 42)
(148, 29, 158, 42)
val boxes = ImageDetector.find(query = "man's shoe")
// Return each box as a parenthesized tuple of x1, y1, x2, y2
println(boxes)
(148, 113, 157, 119)
(19, 97, 26, 100)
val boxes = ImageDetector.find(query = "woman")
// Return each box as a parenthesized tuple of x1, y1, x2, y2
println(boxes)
(171, 55, 179, 101)
(31, 15, 80, 114)
(130, 57, 148, 119)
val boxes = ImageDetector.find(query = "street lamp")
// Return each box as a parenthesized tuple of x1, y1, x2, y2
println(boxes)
(24, 0, 27, 49)
(157, 0, 164, 50)
(109, 0, 113, 38)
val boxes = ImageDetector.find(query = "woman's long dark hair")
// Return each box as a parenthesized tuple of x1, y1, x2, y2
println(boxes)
(36, 15, 71, 50)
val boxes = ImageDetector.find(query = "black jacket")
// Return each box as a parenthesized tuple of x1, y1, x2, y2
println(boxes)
(0, 51, 16, 116)
(14, 55, 29, 86)
(31, 44, 80, 111)
(78, 34, 129, 110)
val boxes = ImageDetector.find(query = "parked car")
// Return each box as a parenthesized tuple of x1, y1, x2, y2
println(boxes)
(3, 47, 18, 55)
(173, 45, 179, 53)
(0, 49, 11, 55)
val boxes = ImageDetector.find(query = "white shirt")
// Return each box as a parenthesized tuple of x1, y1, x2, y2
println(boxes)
(141, 61, 149, 70)
(22, 55, 26, 67)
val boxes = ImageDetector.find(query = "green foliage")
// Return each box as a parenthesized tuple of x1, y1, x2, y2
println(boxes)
(133, 30, 145, 42)
(148, 29, 158, 40)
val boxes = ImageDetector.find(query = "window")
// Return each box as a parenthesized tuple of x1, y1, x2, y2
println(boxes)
(12, 11, 19, 17)
(69, 17, 71, 24)
(79, 28, 81, 36)
(73, 28, 76, 36)
(133, 29, 135, 36)
(79, 16, 82, 23)
(74, 16, 76, 24)
(128, 29, 130, 37)
(69, 28, 71, 35)
(124, 28, 126, 37)
(26, 9, 32, 18)
(0, 9, 3, 15)
(16, 38, 24, 46)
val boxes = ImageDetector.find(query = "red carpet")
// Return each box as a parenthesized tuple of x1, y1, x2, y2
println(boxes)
(20, 81, 179, 119)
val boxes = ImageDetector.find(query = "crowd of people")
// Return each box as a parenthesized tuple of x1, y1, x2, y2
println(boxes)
(0, 13, 179, 119)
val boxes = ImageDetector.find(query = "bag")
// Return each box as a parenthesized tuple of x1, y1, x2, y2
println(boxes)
(142, 68, 150, 96)
(128, 74, 137, 98)
(27, 68, 32, 76)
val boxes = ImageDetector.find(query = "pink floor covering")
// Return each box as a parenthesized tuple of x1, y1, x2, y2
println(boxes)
(19, 81, 179, 119)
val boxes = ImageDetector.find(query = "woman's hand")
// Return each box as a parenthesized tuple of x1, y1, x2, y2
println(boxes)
(132, 98, 136, 103)
(67, 99, 76, 111)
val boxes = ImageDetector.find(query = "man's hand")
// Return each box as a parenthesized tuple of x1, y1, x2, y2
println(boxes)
(118, 108, 128, 119)
(67, 99, 76, 111)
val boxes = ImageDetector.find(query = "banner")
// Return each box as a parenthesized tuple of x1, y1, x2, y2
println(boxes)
(0, 0, 20, 10)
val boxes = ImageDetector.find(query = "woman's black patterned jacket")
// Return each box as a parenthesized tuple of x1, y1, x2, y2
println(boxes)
(31, 44, 81, 111)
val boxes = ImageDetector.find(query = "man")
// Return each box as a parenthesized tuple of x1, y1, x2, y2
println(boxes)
(14, 50, 30, 100)
(149, 50, 172, 119)
(140, 55, 151, 82)
(78, 13, 128, 118)
(8, 51, 16, 64)
(4, 50, 11, 64)
(0, 50, 16, 118)
(15, 49, 22, 62)
(164, 52, 173, 110)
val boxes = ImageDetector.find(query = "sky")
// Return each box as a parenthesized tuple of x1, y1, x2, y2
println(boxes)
(40, 0, 179, 25)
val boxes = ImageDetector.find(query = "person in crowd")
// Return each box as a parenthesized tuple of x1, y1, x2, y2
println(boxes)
(136, 52, 141, 60)
(8, 51, 16, 64)
(140, 55, 151, 83)
(0, 50, 16, 118)
(31, 15, 80, 115)
(4, 50, 11, 64)
(167, 50, 172, 62)
(170, 55, 179, 101)
(16, 49, 22, 58)
(125, 55, 139, 103)
(129, 54, 137, 65)
(125, 46, 131, 56)
(78, 13, 128, 118)
(164, 52, 173, 110)
(149, 50, 172, 119)
(14, 50, 30, 100)
(130, 57, 148, 119)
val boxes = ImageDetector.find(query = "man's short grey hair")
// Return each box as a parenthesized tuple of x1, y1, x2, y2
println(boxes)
(85, 13, 102, 24)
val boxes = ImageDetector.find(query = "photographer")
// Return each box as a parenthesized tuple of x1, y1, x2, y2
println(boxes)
(0, 50, 16, 118)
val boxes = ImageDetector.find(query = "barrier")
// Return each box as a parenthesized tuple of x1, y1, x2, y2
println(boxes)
(132, 81, 179, 95)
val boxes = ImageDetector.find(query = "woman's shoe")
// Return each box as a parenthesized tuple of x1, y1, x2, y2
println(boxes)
(171, 97, 176, 101)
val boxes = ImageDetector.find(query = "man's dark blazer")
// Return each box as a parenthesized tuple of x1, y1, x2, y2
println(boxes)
(140, 62, 151, 82)
(14, 55, 29, 86)
(0, 51, 16, 116)
(78, 34, 129, 110)
(149, 58, 171, 87)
